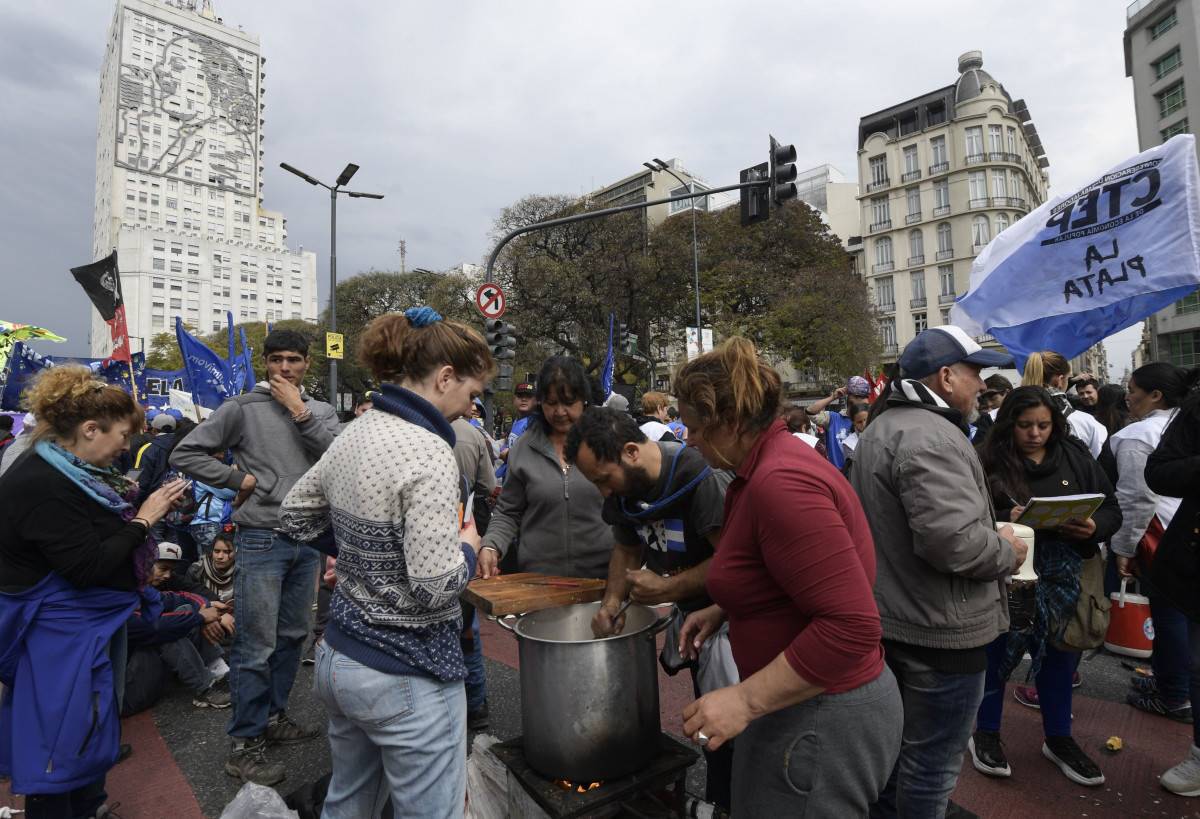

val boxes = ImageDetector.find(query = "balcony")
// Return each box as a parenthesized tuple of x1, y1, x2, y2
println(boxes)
(869, 219, 893, 233)
(935, 249, 954, 260)
(933, 205, 951, 217)
(905, 212, 922, 224)
(866, 178, 891, 193)
(989, 151, 1024, 165)
(910, 296, 928, 308)
(929, 161, 950, 175)
(901, 169, 922, 183)
(872, 261, 895, 273)
(965, 153, 988, 165)
(877, 301, 896, 314)
(969, 197, 991, 209)
(907, 255, 925, 266)
(883, 343, 899, 355)
(939, 292, 957, 304)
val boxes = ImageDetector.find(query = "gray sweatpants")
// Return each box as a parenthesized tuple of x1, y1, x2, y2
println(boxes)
(732, 665, 902, 817)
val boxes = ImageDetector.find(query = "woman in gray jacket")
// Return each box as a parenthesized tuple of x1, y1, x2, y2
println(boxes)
(479, 357, 610, 579)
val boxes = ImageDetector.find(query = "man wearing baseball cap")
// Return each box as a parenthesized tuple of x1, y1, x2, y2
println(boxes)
(497, 382, 538, 478)
(849, 326, 1028, 818)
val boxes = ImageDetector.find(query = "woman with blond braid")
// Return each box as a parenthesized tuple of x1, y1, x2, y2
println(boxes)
(1022, 350, 1109, 459)
(675, 337, 901, 816)
(0, 366, 189, 819)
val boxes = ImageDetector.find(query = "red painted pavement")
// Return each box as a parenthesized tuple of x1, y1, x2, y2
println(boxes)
(1, 711, 205, 819)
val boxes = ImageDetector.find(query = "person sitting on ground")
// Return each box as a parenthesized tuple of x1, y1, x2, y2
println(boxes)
(1022, 351, 1108, 458)
(969, 387, 1121, 787)
(185, 527, 236, 604)
(190, 452, 236, 556)
(634, 391, 678, 442)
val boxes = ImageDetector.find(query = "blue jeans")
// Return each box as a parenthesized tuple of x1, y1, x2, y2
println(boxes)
(227, 527, 319, 738)
(871, 643, 985, 819)
(977, 634, 1074, 737)
(464, 610, 486, 712)
(1151, 594, 1192, 706)
(313, 642, 466, 819)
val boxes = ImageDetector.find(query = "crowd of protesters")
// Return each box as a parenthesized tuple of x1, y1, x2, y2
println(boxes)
(4, 313, 1200, 819)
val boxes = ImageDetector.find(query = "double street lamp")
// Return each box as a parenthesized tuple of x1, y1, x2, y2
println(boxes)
(279, 161, 384, 406)
(644, 158, 704, 355)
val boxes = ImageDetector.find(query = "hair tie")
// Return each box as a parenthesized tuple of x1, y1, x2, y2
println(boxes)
(404, 306, 443, 328)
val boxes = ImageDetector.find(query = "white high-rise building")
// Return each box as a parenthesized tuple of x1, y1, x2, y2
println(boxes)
(90, 0, 317, 356)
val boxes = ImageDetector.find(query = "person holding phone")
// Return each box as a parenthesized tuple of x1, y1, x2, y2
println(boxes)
(280, 307, 494, 819)
(970, 386, 1121, 787)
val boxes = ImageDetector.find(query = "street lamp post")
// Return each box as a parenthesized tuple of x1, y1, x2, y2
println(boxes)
(644, 158, 704, 356)
(279, 161, 384, 408)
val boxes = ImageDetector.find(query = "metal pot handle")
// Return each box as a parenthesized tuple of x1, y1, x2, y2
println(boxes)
(497, 615, 519, 635)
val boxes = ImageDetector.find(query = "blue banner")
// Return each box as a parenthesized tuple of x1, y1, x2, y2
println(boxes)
(0, 344, 148, 411)
(175, 316, 236, 410)
(600, 313, 615, 401)
(953, 135, 1200, 369)
(142, 368, 187, 409)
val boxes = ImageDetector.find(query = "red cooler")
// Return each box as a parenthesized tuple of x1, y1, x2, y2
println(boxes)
(1105, 578, 1154, 658)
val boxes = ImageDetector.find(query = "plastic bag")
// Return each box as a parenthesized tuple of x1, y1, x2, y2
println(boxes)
(219, 782, 299, 819)
(696, 621, 740, 696)
(465, 734, 508, 819)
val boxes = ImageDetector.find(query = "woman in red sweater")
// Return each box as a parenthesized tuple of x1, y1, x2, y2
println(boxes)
(677, 337, 902, 816)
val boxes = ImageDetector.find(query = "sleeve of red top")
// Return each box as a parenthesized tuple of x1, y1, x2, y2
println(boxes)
(752, 466, 882, 689)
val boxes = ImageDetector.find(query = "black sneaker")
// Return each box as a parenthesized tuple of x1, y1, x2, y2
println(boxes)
(969, 730, 1011, 778)
(1130, 675, 1159, 695)
(1042, 737, 1104, 786)
(468, 701, 490, 731)
(265, 712, 319, 745)
(193, 678, 232, 709)
(301, 637, 318, 666)
(1128, 691, 1194, 723)
(225, 736, 286, 785)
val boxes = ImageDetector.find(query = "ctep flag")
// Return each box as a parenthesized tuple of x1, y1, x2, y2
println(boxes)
(599, 313, 615, 402)
(952, 135, 1200, 370)
(175, 316, 236, 410)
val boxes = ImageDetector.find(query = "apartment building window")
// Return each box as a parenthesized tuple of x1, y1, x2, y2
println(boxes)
(170, 260, 182, 273)
(996, 212, 1010, 233)
(869, 155, 888, 187)
(988, 124, 1003, 154)
(1158, 81, 1186, 119)
(152, 278, 164, 290)
(871, 196, 891, 230)
(874, 237, 894, 270)
(933, 179, 950, 214)
(930, 136, 948, 170)
(941, 307, 952, 324)
(965, 126, 984, 158)
(992, 169, 1008, 198)
(936, 224, 955, 256)
(1011, 172, 1025, 203)
(1151, 9, 1178, 40)
(913, 312, 928, 333)
(876, 276, 895, 311)
(939, 264, 956, 296)
(153, 239, 165, 251)
(1155, 47, 1183, 80)
(972, 215, 991, 249)
(909, 229, 924, 261)
(969, 171, 988, 205)
(1162, 117, 1190, 141)
(1007, 126, 1017, 154)
(902, 146, 920, 180)
(879, 317, 897, 352)
(911, 270, 927, 306)
(169, 298, 182, 309)
(906, 186, 921, 219)
(152, 257, 165, 270)
(1177, 292, 1200, 314)
(1168, 331, 1200, 366)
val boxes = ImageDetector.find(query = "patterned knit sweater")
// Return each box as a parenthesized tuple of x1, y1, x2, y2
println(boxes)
(281, 390, 475, 681)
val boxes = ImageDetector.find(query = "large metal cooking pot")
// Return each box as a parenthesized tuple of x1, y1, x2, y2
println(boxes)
(499, 600, 670, 781)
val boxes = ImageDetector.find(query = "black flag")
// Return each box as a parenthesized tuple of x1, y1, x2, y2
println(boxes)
(70, 251, 121, 321)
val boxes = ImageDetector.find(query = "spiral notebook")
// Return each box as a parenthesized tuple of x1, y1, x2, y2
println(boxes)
(1015, 493, 1104, 529)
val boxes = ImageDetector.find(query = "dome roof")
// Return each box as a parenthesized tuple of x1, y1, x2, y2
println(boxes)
(955, 50, 1009, 106)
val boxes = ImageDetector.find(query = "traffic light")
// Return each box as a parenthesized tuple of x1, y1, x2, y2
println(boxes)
(485, 319, 516, 360)
(740, 162, 769, 227)
(769, 134, 798, 206)
(618, 322, 638, 354)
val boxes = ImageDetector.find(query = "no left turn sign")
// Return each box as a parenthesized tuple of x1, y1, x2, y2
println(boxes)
(475, 283, 507, 319)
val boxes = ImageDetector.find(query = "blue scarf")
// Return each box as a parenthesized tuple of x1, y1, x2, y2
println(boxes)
(369, 384, 456, 446)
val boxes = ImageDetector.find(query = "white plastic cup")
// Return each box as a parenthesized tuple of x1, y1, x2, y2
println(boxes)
(997, 522, 1037, 581)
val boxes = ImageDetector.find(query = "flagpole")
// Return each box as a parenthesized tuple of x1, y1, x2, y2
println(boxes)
(110, 249, 139, 403)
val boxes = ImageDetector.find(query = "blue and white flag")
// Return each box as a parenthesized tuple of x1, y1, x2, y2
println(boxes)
(175, 316, 235, 410)
(1, 344, 147, 410)
(600, 312, 615, 402)
(952, 135, 1200, 370)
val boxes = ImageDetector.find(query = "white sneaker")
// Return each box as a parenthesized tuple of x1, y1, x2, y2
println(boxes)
(1162, 745, 1200, 796)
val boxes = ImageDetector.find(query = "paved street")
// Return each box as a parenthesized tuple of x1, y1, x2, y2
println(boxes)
(3, 616, 1199, 818)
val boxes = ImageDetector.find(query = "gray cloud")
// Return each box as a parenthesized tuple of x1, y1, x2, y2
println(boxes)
(0, 1, 1143, 376)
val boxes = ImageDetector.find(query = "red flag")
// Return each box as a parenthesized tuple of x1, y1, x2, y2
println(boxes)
(107, 304, 132, 364)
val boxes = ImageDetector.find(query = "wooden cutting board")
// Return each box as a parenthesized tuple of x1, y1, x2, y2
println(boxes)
(463, 573, 607, 616)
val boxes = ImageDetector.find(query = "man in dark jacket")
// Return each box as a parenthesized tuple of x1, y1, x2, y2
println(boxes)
(566, 406, 733, 810)
(170, 329, 339, 785)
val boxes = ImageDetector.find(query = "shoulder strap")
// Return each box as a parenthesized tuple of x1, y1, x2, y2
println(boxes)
(134, 441, 154, 469)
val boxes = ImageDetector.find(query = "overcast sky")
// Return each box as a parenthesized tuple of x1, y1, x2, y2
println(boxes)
(0, 0, 1146, 378)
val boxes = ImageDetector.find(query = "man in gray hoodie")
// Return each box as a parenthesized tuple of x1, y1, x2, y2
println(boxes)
(170, 329, 339, 786)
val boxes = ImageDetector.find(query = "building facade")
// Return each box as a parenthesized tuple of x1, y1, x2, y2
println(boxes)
(90, 0, 317, 356)
(794, 164, 860, 247)
(1125, 0, 1200, 367)
(853, 51, 1051, 361)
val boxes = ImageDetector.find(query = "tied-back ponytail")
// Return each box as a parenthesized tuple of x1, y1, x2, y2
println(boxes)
(1021, 350, 1069, 388)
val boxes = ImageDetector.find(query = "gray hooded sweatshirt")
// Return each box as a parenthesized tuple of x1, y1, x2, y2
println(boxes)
(169, 383, 340, 530)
